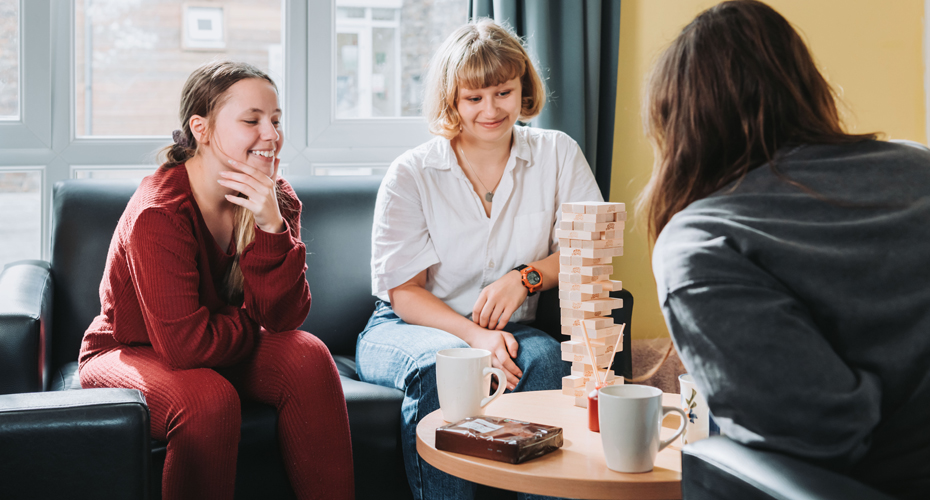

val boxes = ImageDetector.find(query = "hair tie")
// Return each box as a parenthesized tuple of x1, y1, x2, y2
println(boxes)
(172, 129, 191, 149)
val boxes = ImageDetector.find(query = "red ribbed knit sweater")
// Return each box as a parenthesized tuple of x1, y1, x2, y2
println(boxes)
(80, 163, 310, 368)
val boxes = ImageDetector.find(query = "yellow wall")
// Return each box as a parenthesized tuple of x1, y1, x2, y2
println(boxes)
(610, 0, 926, 339)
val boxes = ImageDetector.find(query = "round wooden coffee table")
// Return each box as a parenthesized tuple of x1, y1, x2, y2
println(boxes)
(416, 389, 683, 500)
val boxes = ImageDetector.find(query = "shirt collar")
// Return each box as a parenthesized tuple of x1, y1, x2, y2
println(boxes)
(423, 125, 534, 170)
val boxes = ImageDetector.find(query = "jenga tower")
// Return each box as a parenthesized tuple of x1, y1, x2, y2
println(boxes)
(556, 201, 626, 408)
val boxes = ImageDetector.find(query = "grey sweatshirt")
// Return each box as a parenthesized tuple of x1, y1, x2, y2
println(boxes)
(653, 140, 930, 498)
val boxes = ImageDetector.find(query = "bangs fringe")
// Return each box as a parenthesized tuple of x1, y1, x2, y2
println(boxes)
(454, 43, 525, 90)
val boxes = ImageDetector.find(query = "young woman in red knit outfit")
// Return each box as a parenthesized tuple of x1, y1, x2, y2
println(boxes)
(78, 61, 354, 500)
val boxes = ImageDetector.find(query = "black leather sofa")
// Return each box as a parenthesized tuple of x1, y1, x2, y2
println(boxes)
(0, 175, 633, 500)
(682, 436, 896, 500)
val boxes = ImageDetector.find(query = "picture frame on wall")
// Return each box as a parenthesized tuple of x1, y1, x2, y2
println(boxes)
(182, 4, 226, 50)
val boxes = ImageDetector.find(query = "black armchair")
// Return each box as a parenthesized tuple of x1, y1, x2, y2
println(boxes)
(682, 436, 895, 500)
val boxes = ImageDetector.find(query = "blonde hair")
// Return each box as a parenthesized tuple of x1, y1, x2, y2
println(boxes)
(423, 18, 546, 139)
(159, 60, 291, 305)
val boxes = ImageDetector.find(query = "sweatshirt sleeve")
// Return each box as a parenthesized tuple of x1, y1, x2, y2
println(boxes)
(127, 208, 258, 369)
(653, 224, 882, 472)
(239, 179, 311, 332)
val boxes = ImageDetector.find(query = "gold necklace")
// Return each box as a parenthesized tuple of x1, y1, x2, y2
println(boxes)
(459, 147, 500, 203)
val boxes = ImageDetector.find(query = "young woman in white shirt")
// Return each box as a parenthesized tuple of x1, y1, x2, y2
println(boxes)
(356, 19, 602, 500)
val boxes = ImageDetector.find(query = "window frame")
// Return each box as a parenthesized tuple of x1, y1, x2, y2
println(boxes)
(0, 0, 457, 263)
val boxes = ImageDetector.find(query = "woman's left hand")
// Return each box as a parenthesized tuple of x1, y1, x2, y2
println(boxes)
(218, 159, 285, 233)
(472, 270, 527, 330)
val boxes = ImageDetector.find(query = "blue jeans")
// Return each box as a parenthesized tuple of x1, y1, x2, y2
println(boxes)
(356, 301, 572, 500)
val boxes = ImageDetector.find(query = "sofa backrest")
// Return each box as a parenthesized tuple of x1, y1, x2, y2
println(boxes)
(49, 175, 381, 373)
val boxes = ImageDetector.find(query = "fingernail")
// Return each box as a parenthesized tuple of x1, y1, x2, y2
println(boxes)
(228, 159, 234, 164)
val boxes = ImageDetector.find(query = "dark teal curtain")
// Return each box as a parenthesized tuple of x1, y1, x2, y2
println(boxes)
(468, 0, 622, 201)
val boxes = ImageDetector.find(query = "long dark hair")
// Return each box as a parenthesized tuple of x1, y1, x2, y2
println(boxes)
(639, 0, 876, 243)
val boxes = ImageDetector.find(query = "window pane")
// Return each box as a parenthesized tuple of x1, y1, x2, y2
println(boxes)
(0, 171, 41, 269)
(74, 0, 283, 137)
(335, 0, 467, 118)
(0, 0, 19, 119)
(336, 32, 360, 118)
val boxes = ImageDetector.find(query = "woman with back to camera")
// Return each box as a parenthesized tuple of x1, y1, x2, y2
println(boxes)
(643, 1, 930, 497)
(356, 18, 603, 500)
(79, 61, 354, 500)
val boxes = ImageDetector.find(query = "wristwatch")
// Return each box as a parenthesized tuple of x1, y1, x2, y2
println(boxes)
(513, 264, 542, 296)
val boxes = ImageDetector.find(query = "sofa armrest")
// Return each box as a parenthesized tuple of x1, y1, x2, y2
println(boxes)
(682, 436, 894, 500)
(0, 388, 151, 500)
(0, 260, 53, 394)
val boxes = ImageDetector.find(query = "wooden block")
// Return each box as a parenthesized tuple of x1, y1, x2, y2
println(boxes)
(571, 221, 611, 232)
(561, 340, 581, 353)
(562, 374, 584, 389)
(574, 395, 588, 408)
(564, 254, 604, 265)
(558, 273, 598, 284)
(560, 308, 600, 319)
(558, 289, 606, 302)
(560, 298, 623, 314)
(561, 350, 611, 367)
(559, 264, 614, 276)
(571, 362, 596, 376)
(582, 202, 625, 214)
(596, 256, 614, 265)
(558, 282, 604, 294)
(585, 333, 620, 348)
(555, 229, 601, 241)
(593, 279, 622, 292)
(600, 238, 623, 248)
(561, 202, 591, 214)
(565, 327, 621, 343)
(560, 247, 622, 259)
(560, 315, 613, 329)
(603, 230, 619, 239)
(568, 212, 614, 223)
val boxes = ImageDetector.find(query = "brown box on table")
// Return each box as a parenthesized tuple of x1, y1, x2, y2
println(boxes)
(435, 416, 563, 464)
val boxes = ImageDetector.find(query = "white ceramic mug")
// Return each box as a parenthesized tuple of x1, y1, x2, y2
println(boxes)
(598, 385, 687, 473)
(436, 348, 507, 423)
(679, 374, 721, 445)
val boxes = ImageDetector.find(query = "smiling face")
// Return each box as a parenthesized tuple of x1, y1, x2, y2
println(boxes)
(201, 78, 282, 177)
(455, 76, 522, 148)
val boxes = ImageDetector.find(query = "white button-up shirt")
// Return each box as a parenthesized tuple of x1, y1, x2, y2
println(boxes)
(371, 125, 603, 322)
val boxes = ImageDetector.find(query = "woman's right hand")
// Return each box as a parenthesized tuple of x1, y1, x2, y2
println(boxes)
(468, 327, 523, 390)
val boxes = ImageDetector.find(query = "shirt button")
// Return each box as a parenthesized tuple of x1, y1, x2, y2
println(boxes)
(488, 260, 495, 268)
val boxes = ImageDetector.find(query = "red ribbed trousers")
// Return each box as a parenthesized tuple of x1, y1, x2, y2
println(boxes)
(79, 329, 354, 500)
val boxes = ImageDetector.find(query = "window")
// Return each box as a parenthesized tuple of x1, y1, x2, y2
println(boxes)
(0, 0, 19, 120)
(334, 0, 467, 119)
(73, 0, 284, 136)
(0, 1, 469, 263)
(0, 169, 41, 269)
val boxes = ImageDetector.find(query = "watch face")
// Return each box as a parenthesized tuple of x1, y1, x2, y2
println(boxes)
(526, 270, 541, 286)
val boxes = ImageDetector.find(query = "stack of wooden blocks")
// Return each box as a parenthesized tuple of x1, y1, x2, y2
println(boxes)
(557, 201, 626, 408)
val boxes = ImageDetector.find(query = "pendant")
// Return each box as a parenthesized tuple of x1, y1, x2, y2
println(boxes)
(485, 192, 494, 202)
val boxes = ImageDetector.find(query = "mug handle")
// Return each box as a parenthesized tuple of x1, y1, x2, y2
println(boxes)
(658, 407, 688, 452)
(480, 367, 507, 408)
